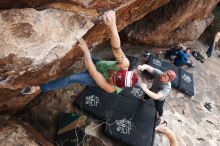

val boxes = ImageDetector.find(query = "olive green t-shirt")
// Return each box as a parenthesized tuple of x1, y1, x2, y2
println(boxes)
(95, 60, 123, 94)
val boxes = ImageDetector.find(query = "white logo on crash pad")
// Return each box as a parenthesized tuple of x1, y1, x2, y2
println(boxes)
(131, 87, 144, 98)
(116, 119, 133, 135)
(85, 95, 99, 107)
(152, 59, 162, 67)
(182, 74, 191, 83)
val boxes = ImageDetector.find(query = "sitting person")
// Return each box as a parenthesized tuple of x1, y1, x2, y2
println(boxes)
(174, 47, 193, 67)
(206, 31, 220, 57)
(165, 44, 193, 67)
(155, 122, 178, 146)
(137, 64, 176, 120)
(21, 10, 138, 95)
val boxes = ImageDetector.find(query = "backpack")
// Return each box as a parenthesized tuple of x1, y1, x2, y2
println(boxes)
(192, 51, 205, 63)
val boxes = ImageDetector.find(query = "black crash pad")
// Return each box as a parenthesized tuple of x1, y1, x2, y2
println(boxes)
(178, 69, 194, 96)
(120, 85, 145, 99)
(105, 96, 156, 146)
(75, 86, 120, 120)
(147, 55, 164, 72)
(162, 61, 179, 88)
(145, 55, 164, 80)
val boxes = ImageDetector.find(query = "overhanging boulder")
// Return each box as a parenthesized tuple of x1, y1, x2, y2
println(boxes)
(0, 0, 169, 112)
(124, 0, 220, 46)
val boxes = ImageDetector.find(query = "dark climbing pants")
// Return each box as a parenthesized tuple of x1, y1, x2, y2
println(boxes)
(144, 93, 165, 117)
(154, 99, 165, 117)
(206, 46, 213, 57)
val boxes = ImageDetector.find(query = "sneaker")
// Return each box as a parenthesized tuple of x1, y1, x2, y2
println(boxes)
(204, 102, 212, 111)
(189, 64, 196, 68)
(156, 117, 161, 126)
(160, 121, 168, 127)
(144, 51, 151, 58)
(21, 86, 38, 95)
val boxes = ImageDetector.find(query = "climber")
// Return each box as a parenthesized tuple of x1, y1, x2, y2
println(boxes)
(21, 10, 138, 95)
(137, 64, 176, 121)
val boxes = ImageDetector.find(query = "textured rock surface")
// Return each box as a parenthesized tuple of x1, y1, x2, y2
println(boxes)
(124, 0, 220, 46)
(0, 0, 146, 10)
(0, 8, 94, 112)
(0, 0, 52, 9)
(166, 15, 213, 43)
(200, 4, 220, 49)
(0, 0, 169, 113)
(0, 119, 53, 146)
(0, 8, 94, 65)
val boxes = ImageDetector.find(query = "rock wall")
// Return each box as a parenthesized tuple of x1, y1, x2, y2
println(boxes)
(0, 8, 95, 112)
(200, 4, 220, 48)
(124, 0, 220, 46)
(0, 119, 53, 146)
(0, 0, 168, 113)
